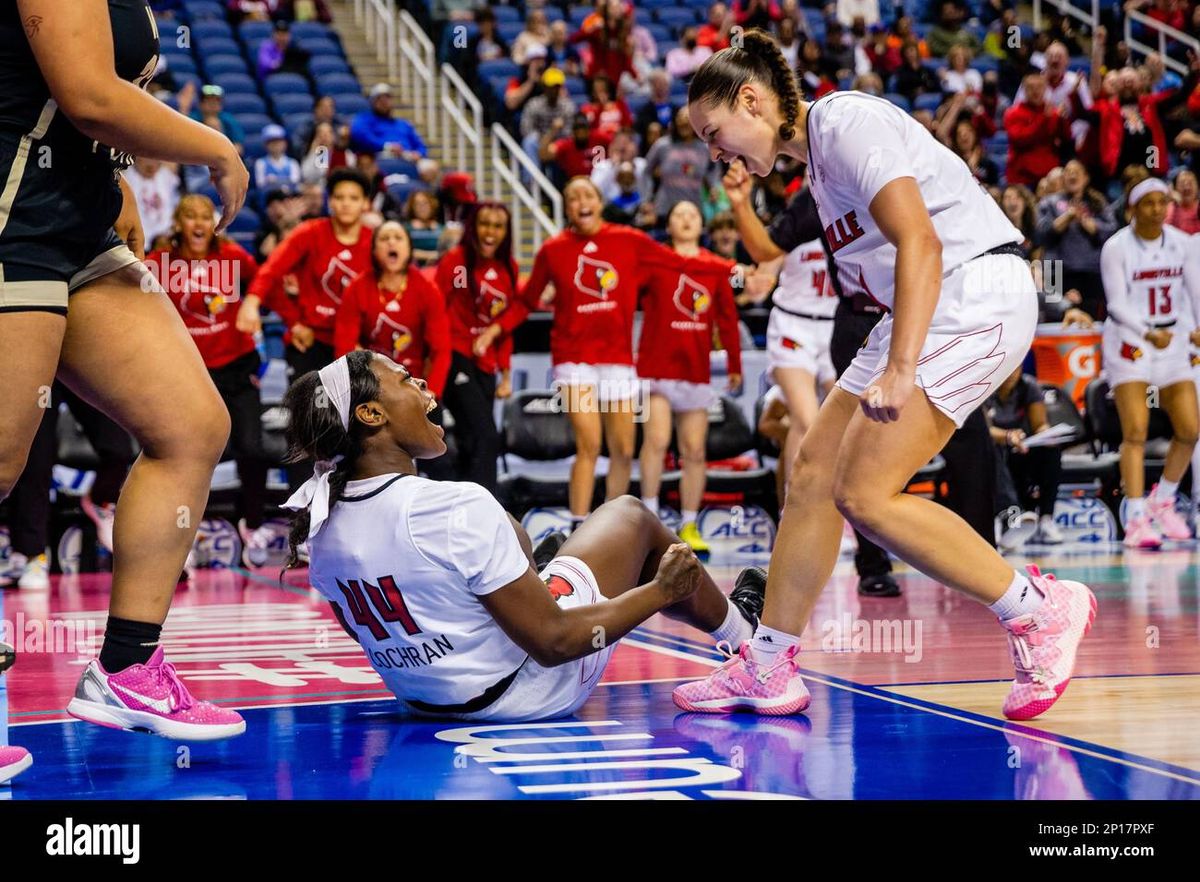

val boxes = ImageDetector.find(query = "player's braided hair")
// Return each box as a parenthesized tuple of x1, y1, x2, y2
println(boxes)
(280, 350, 381, 577)
(688, 28, 803, 142)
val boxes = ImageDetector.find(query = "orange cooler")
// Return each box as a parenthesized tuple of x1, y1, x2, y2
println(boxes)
(1030, 323, 1102, 412)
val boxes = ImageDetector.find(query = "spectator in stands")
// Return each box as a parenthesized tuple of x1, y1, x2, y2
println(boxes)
(151, 194, 274, 567)
(504, 47, 550, 117)
(572, 0, 636, 86)
(291, 95, 343, 159)
(1036, 159, 1116, 319)
(350, 83, 427, 160)
(988, 366, 1065, 549)
(546, 20, 582, 78)
(634, 70, 677, 146)
(1167, 169, 1200, 233)
(732, 0, 780, 32)
(666, 27, 713, 82)
(706, 211, 752, 265)
(591, 127, 646, 201)
(227, 0, 285, 24)
(936, 93, 998, 184)
(698, 3, 732, 51)
(1144, 51, 1182, 93)
(438, 171, 478, 226)
(820, 19, 861, 79)
(581, 73, 632, 145)
(836, 0, 879, 28)
(863, 23, 900, 76)
(887, 15, 929, 60)
(851, 71, 884, 97)
(645, 106, 713, 225)
(982, 8, 1017, 61)
(300, 121, 348, 184)
(629, 8, 660, 81)
(512, 8, 552, 66)
(417, 157, 443, 191)
(776, 16, 802, 68)
(999, 184, 1039, 255)
(255, 188, 303, 261)
(299, 180, 327, 219)
(1037, 165, 1066, 199)
(470, 8, 511, 66)
(1004, 73, 1072, 187)
(436, 203, 521, 492)
(600, 162, 653, 226)
(520, 67, 577, 171)
(123, 156, 180, 248)
(1014, 41, 1092, 153)
(335, 220, 452, 400)
(928, 0, 981, 58)
(256, 124, 303, 190)
(796, 38, 837, 98)
(190, 84, 246, 152)
(541, 113, 607, 186)
(940, 45, 982, 95)
(404, 190, 444, 266)
(893, 39, 940, 102)
(257, 20, 310, 80)
(354, 151, 403, 222)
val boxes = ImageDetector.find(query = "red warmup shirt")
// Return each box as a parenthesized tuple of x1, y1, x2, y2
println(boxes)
(435, 246, 519, 376)
(494, 223, 727, 366)
(150, 240, 260, 369)
(334, 270, 452, 397)
(1002, 101, 1071, 187)
(246, 218, 374, 347)
(637, 249, 742, 384)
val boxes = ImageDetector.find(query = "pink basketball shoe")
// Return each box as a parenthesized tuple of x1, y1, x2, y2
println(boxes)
(1000, 565, 1097, 721)
(1122, 516, 1162, 549)
(673, 641, 811, 715)
(1147, 489, 1191, 541)
(0, 745, 32, 784)
(67, 647, 245, 741)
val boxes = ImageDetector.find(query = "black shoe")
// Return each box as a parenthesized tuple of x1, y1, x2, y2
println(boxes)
(0, 640, 14, 674)
(730, 566, 768, 630)
(857, 572, 901, 597)
(532, 530, 569, 571)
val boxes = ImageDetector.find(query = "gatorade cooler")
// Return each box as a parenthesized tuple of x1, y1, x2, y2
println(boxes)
(1030, 323, 1101, 412)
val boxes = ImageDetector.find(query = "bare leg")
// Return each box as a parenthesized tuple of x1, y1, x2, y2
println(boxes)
(637, 394, 672, 502)
(1158, 381, 1199, 482)
(1113, 382, 1150, 500)
(564, 387, 601, 517)
(57, 266, 231, 624)
(601, 404, 635, 500)
(775, 366, 820, 499)
(560, 496, 729, 630)
(675, 408, 709, 515)
(0, 313, 65, 498)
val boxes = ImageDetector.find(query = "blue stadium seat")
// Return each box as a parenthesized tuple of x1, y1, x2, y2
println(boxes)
(970, 56, 1000, 74)
(223, 93, 268, 115)
(563, 76, 587, 99)
(479, 58, 521, 82)
(315, 73, 360, 95)
(640, 0, 679, 10)
(162, 52, 198, 76)
(646, 23, 672, 43)
(229, 231, 258, 251)
(333, 93, 370, 116)
(913, 92, 944, 114)
(238, 21, 274, 44)
(284, 112, 314, 134)
(669, 78, 689, 99)
(185, 1, 225, 21)
(542, 7, 565, 22)
(190, 20, 232, 41)
(221, 207, 259, 235)
(212, 73, 258, 95)
(488, 75, 511, 99)
(498, 22, 523, 43)
(568, 6, 591, 28)
(377, 158, 420, 178)
(196, 37, 240, 58)
(203, 54, 249, 77)
(297, 37, 343, 57)
(683, 0, 711, 8)
(234, 113, 275, 136)
(655, 9, 699, 32)
(1068, 56, 1091, 74)
(273, 93, 317, 117)
(309, 55, 352, 76)
(263, 73, 312, 95)
(290, 22, 332, 40)
(884, 92, 911, 112)
(244, 139, 269, 160)
(492, 7, 521, 22)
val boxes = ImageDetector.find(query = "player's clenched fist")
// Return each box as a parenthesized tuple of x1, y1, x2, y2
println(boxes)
(654, 543, 702, 604)
(722, 159, 753, 207)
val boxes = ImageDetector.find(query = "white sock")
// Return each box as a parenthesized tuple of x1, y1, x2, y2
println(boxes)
(709, 597, 755, 647)
(681, 509, 698, 525)
(1126, 496, 1146, 522)
(1153, 478, 1179, 502)
(641, 497, 659, 515)
(750, 623, 801, 663)
(988, 570, 1045, 621)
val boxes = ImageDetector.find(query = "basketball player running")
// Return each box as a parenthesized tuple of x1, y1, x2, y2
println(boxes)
(1100, 178, 1200, 549)
(1, 0, 250, 783)
(675, 30, 1096, 721)
(280, 351, 766, 722)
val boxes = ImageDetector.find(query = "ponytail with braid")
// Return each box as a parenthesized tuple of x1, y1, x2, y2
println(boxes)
(688, 28, 803, 143)
(280, 350, 382, 575)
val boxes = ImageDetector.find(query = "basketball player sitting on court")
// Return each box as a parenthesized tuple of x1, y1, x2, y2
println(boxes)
(280, 351, 766, 721)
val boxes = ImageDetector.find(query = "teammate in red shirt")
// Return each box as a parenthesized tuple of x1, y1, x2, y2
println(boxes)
(476, 177, 727, 524)
(237, 168, 374, 378)
(436, 202, 521, 493)
(637, 201, 742, 553)
(149, 195, 274, 567)
(335, 221, 451, 400)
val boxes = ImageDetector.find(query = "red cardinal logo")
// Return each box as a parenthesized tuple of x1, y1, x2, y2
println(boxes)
(781, 337, 804, 351)
(178, 269, 226, 324)
(321, 253, 359, 305)
(574, 255, 619, 298)
(672, 274, 712, 319)
(477, 279, 509, 322)
(1120, 342, 1144, 361)
(372, 313, 413, 357)
(545, 575, 575, 600)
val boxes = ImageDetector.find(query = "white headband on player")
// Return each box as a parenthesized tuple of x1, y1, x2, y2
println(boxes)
(1128, 178, 1170, 207)
(281, 356, 353, 539)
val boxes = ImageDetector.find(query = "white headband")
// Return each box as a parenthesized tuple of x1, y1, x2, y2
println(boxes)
(1128, 177, 1170, 207)
(317, 357, 353, 431)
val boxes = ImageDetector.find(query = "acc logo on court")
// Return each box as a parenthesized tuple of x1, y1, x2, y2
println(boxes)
(698, 505, 777, 553)
(575, 256, 618, 299)
(1054, 497, 1118, 544)
(192, 519, 242, 569)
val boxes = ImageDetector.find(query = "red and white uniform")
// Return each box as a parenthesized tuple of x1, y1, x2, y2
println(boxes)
(334, 270, 452, 397)
(767, 239, 838, 384)
(495, 223, 727, 400)
(638, 249, 742, 412)
(307, 474, 615, 721)
(246, 219, 374, 348)
(804, 92, 1036, 426)
(150, 241, 260, 369)
(435, 246, 519, 376)
(1101, 225, 1200, 389)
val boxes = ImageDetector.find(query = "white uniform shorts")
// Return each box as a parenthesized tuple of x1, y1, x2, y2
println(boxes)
(766, 308, 836, 385)
(645, 378, 716, 412)
(553, 362, 640, 403)
(1102, 322, 1193, 390)
(836, 253, 1038, 428)
(449, 556, 615, 722)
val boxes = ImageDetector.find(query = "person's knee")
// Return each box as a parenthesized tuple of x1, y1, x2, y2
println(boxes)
(143, 391, 230, 463)
(1172, 421, 1200, 447)
(606, 432, 636, 461)
(575, 433, 602, 460)
(678, 438, 706, 465)
(785, 443, 831, 501)
(1121, 424, 1149, 447)
(0, 450, 30, 502)
(832, 474, 883, 530)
